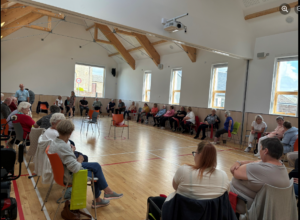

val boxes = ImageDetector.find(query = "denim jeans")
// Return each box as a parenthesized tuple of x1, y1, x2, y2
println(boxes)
(81, 162, 108, 198)
(294, 183, 298, 196)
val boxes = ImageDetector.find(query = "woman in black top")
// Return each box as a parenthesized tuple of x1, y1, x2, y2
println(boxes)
(107, 99, 115, 115)
(194, 109, 220, 140)
(169, 106, 187, 131)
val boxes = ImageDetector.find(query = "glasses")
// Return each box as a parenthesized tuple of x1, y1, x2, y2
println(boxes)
(192, 151, 197, 157)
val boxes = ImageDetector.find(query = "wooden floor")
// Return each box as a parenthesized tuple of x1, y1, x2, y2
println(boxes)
(4, 115, 293, 220)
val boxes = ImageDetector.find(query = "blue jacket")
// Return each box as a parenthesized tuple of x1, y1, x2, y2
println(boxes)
(282, 127, 298, 153)
(156, 109, 167, 117)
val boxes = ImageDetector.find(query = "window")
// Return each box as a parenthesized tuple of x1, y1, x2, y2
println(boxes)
(74, 64, 105, 97)
(270, 57, 298, 116)
(169, 69, 182, 105)
(142, 72, 152, 102)
(209, 64, 228, 109)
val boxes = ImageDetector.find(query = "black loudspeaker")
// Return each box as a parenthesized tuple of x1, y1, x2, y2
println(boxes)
(112, 68, 116, 77)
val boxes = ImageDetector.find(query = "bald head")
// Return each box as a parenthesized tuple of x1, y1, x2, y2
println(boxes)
(19, 84, 24, 91)
(4, 97, 12, 105)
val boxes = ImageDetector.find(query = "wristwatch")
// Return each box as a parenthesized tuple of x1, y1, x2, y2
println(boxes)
(236, 161, 242, 166)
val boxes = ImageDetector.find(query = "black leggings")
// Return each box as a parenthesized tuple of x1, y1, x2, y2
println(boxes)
(196, 124, 209, 137)
(153, 116, 162, 125)
(169, 117, 183, 129)
(180, 121, 192, 131)
(160, 117, 170, 127)
(215, 128, 228, 138)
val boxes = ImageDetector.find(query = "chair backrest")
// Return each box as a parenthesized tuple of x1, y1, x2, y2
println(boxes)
(232, 122, 240, 133)
(87, 110, 94, 119)
(27, 128, 45, 156)
(13, 122, 24, 141)
(195, 116, 200, 127)
(1, 118, 9, 136)
(0, 148, 16, 177)
(138, 107, 142, 113)
(112, 114, 124, 125)
(91, 111, 99, 122)
(294, 138, 298, 151)
(40, 104, 48, 110)
(45, 145, 66, 187)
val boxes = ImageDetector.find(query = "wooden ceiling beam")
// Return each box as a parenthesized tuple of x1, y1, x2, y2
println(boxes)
(181, 45, 197, 62)
(25, 24, 50, 32)
(1, 12, 44, 38)
(108, 40, 167, 57)
(86, 24, 95, 31)
(245, 2, 298, 20)
(96, 23, 135, 70)
(32, 8, 64, 19)
(114, 28, 135, 36)
(134, 33, 160, 66)
(95, 39, 113, 45)
(1, 4, 35, 26)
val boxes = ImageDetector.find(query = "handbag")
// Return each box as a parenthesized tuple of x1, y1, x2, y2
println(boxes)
(70, 170, 88, 210)
(61, 200, 92, 220)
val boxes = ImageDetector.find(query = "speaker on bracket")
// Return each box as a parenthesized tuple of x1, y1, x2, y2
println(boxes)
(112, 68, 116, 77)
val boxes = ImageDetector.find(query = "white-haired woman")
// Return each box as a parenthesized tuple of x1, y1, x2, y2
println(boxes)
(55, 95, 64, 113)
(244, 115, 267, 152)
(211, 111, 233, 145)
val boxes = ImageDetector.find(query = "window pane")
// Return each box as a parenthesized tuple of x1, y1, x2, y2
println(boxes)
(276, 94, 298, 115)
(214, 93, 225, 108)
(277, 60, 298, 92)
(214, 67, 228, 91)
(174, 70, 182, 90)
(74, 64, 104, 97)
(146, 74, 151, 90)
(173, 92, 180, 104)
(146, 91, 150, 101)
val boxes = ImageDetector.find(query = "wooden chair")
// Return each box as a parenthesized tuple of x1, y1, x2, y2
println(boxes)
(108, 114, 129, 140)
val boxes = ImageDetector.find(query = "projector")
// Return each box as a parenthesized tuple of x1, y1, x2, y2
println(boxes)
(164, 20, 185, 32)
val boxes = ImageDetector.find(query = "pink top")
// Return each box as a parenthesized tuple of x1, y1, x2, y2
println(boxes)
(163, 109, 175, 117)
(267, 125, 284, 138)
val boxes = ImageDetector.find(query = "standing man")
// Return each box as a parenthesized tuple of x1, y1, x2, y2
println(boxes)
(15, 84, 29, 105)
(79, 97, 89, 116)
(115, 99, 125, 114)
(25, 88, 35, 110)
(1, 97, 12, 119)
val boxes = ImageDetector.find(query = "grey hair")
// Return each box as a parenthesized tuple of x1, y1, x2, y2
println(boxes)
(50, 113, 66, 125)
(50, 105, 61, 113)
(17, 102, 31, 112)
(255, 115, 264, 121)
(225, 111, 230, 116)
(1, 93, 3, 97)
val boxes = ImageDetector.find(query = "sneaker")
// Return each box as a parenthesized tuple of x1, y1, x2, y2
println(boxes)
(200, 136, 206, 140)
(257, 155, 261, 159)
(104, 192, 123, 200)
(194, 135, 199, 139)
(161, 127, 165, 130)
(91, 199, 110, 208)
(145, 120, 148, 124)
(141, 119, 144, 123)
(254, 152, 260, 157)
(87, 176, 99, 182)
(244, 147, 251, 152)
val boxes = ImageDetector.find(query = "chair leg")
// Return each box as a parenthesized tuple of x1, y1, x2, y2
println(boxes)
(121, 127, 124, 138)
(114, 126, 116, 140)
(41, 178, 54, 211)
(128, 126, 129, 139)
(26, 155, 33, 169)
(53, 183, 69, 220)
(108, 126, 112, 137)
(34, 176, 40, 189)
(91, 172, 97, 220)
(80, 121, 84, 133)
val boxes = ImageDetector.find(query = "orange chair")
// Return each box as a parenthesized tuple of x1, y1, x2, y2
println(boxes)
(294, 138, 298, 151)
(1, 118, 9, 136)
(40, 104, 48, 110)
(42, 146, 97, 220)
(108, 114, 129, 139)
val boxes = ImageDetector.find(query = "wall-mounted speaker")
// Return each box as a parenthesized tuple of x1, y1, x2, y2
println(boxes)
(257, 52, 269, 59)
(112, 68, 116, 77)
(158, 64, 163, 70)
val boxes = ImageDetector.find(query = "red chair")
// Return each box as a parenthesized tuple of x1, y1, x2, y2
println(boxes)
(294, 138, 298, 151)
(1, 118, 9, 136)
(108, 114, 129, 139)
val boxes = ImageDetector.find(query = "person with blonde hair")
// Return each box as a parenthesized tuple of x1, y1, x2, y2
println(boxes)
(49, 119, 123, 208)
(55, 95, 64, 113)
(244, 115, 267, 152)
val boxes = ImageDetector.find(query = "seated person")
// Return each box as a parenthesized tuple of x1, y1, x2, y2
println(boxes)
(145, 103, 158, 124)
(211, 111, 233, 145)
(153, 105, 167, 126)
(229, 138, 290, 214)
(287, 142, 298, 168)
(123, 101, 136, 119)
(79, 97, 89, 116)
(147, 142, 229, 215)
(93, 98, 102, 111)
(8, 102, 35, 148)
(255, 116, 285, 159)
(180, 107, 195, 133)
(1, 97, 12, 119)
(244, 115, 267, 152)
(55, 95, 64, 113)
(194, 109, 220, 140)
(65, 97, 75, 116)
(159, 106, 175, 129)
(169, 107, 186, 131)
(41, 113, 88, 162)
(281, 121, 298, 154)
(1, 93, 3, 103)
(9, 97, 17, 112)
(48, 119, 123, 208)
(33, 105, 61, 129)
(107, 99, 115, 115)
(115, 99, 125, 114)
(136, 103, 150, 123)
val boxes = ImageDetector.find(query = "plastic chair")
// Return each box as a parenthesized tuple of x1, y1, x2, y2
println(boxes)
(1, 119, 10, 140)
(294, 138, 298, 151)
(189, 116, 200, 134)
(243, 126, 267, 152)
(80, 111, 100, 135)
(26, 128, 45, 168)
(42, 146, 97, 220)
(108, 114, 129, 140)
(227, 122, 241, 144)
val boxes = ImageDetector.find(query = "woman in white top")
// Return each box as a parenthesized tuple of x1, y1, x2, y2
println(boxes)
(180, 107, 196, 134)
(55, 95, 64, 113)
(244, 115, 267, 152)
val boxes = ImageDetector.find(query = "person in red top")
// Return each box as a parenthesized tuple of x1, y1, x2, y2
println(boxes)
(8, 97, 18, 112)
(10, 102, 35, 147)
(145, 103, 159, 124)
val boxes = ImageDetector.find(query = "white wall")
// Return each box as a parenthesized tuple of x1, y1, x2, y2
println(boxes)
(116, 50, 247, 112)
(22, 0, 254, 59)
(246, 31, 298, 114)
(1, 16, 118, 98)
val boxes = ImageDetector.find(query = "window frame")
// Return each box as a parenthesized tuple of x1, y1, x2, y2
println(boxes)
(209, 63, 228, 109)
(270, 56, 298, 116)
(74, 63, 106, 98)
(142, 71, 152, 102)
(169, 68, 182, 105)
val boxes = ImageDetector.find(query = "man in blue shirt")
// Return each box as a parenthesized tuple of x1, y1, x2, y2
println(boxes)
(15, 84, 29, 104)
(153, 105, 167, 126)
